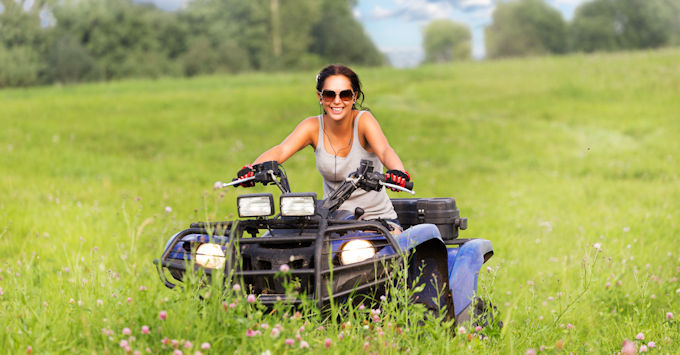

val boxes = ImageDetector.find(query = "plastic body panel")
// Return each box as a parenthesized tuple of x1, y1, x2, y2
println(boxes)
(446, 239, 493, 318)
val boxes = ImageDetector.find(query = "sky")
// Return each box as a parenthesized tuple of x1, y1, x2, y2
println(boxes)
(139, 0, 589, 67)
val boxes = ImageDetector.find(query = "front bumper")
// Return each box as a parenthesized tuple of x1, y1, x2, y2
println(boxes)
(154, 218, 400, 307)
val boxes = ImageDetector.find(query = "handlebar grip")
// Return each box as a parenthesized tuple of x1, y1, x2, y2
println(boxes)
(404, 181, 414, 190)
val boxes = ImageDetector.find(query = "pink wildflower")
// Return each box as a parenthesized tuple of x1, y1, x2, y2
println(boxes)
(127, 297, 133, 304)
(122, 328, 132, 336)
(139, 285, 147, 291)
(201, 342, 211, 350)
(120, 340, 129, 348)
(636, 332, 645, 340)
(159, 310, 167, 320)
(667, 312, 674, 320)
(358, 304, 365, 310)
(525, 349, 537, 355)
(338, 331, 344, 340)
(162, 337, 171, 345)
(364, 341, 370, 350)
(247, 294, 256, 303)
(69, 298, 75, 304)
(567, 323, 574, 330)
(325, 338, 332, 348)
(475, 326, 482, 332)
(593, 243, 601, 251)
(173, 350, 182, 355)
(214, 181, 223, 190)
(26, 346, 32, 354)
(285, 339, 295, 346)
(141, 326, 150, 335)
(171, 339, 179, 348)
(621, 339, 636, 355)
(232, 284, 241, 292)
(165, 206, 172, 213)
(458, 326, 467, 335)
(648, 341, 656, 348)
(279, 264, 290, 272)
(640, 344, 648, 352)
(300, 341, 309, 349)
(229, 303, 236, 309)
(96, 299, 103, 306)
(183, 341, 192, 349)
(268, 328, 279, 337)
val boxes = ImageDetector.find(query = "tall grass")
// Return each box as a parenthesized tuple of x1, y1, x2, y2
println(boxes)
(1, 48, 679, 353)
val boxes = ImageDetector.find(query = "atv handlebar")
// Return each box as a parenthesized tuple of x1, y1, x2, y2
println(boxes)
(224, 161, 291, 193)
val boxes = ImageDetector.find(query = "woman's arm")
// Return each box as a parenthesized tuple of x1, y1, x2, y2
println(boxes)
(359, 112, 406, 171)
(252, 117, 318, 164)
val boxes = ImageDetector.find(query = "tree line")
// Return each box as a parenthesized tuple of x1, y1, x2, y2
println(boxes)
(424, 0, 680, 63)
(0, 0, 384, 87)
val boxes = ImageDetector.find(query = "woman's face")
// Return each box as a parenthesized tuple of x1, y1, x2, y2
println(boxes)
(318, 75, 355, 121)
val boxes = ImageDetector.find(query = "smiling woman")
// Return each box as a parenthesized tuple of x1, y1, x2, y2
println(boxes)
(234, 64, 412, 223)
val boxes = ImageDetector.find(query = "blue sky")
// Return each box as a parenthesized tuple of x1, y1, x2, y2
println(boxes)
(141, 0, 589, 67)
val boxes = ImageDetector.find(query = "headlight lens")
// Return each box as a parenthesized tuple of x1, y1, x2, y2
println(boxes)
(237, 193, 274, 217)
(195, 243, 226, 269)
(339, 239, 376, 265)
(280, 193, 317, 217)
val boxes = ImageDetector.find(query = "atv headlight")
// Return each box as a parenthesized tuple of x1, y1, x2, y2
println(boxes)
(237, 193, 274, 218)
(280, 193, 317, 217)
(339, 240, 376, 265)
(195, 243, 226, 269)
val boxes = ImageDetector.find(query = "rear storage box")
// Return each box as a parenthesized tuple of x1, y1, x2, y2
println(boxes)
(391, 198, 467, 240)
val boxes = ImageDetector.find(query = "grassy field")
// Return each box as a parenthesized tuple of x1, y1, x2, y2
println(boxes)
(1, 48, 679, 353)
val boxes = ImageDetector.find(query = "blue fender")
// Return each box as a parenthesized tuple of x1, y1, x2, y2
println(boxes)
(447, 239, 493, 319)
(390, 223, 444, 254)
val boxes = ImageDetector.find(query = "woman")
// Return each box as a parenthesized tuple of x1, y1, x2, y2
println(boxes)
(237, 64, 410, 226)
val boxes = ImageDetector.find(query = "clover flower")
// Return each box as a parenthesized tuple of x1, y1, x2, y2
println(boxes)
(141, 326, 150, 335)
(159, 310, 167, 320)
(621, 339, 636, 355)
(636, 332, 644, 340)
(279, 264, 290, 272)
(201, 343, 211, 350)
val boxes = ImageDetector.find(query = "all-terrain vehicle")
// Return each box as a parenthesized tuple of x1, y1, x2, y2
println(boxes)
(154, 160, 494, 323)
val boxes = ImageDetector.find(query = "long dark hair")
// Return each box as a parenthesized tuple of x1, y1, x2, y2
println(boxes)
(315, 64, 367, 110)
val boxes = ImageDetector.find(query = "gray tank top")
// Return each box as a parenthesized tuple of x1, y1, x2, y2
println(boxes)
(315, 111, 397, 220)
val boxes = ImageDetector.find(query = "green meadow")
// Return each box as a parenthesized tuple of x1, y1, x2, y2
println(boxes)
(1, 49, 679, 353)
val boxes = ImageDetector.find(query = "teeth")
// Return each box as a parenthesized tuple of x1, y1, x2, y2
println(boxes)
(331, 108, 342, 112)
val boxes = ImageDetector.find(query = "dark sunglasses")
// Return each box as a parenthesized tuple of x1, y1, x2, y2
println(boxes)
(319, 89, 355, 103)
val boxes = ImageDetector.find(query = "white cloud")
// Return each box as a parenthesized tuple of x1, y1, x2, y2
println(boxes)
(353, 8, 362, 19)
(370, 0, 453, 22)
(552, 0, 587, 4)
(460, 0, 493, 8)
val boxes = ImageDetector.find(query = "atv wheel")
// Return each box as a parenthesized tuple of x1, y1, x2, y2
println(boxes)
(454, 297, 501, 329)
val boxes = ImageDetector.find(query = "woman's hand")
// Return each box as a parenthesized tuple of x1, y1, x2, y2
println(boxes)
(235, 164, 255, 187)
(385, 170, 410, 191)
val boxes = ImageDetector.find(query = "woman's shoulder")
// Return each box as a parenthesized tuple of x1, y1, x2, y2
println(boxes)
(357, 110, 380, 130)
(299, 116, 320, 131)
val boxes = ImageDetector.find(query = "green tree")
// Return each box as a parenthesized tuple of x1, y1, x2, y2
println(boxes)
(423, 19, 471, 63)
(52, 0, 183, 79)
(569, 0, 669, 52)
(45, 34, 102, 83)
(309, 0, 384, 66)
(485, 0, 567, 58)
